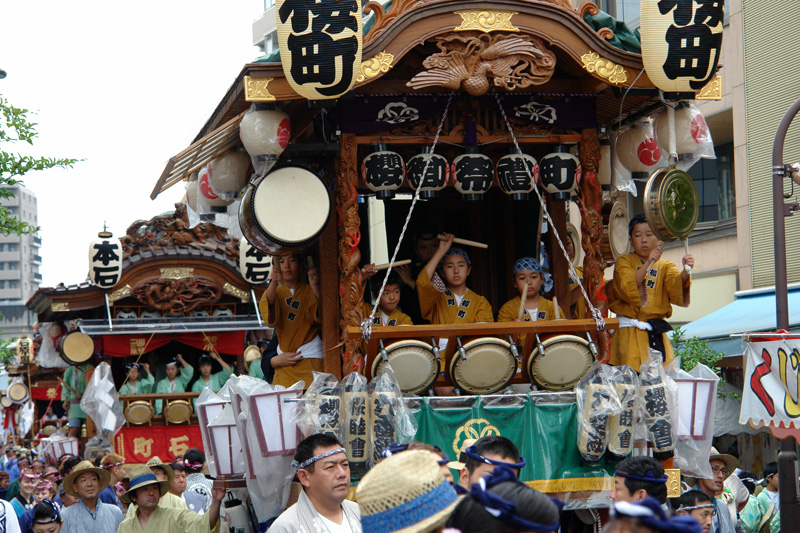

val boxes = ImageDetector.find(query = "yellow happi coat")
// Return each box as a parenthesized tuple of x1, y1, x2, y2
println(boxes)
(609, 253, 690, 368)
(416, 269, 493, 324)
(361, 302, 414, 326)
(568, 266, 587, 319)
(497, 295, 564, 347)
(261, 281, 323, 389)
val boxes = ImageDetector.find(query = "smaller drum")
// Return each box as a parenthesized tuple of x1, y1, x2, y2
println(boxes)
(58, 331, 95, 366)
(42, 425, 57, 437)
(528, 335, 594, 391)
(601, 201, 631, 265)
(8, 383, 28, 404)
(372, 340, 438, 395)
(244, 345, 262, 373)
(164, 400, 192, 424)
(125, 401, 154, 425)
(0, 396, 12, 408)
(450, 338, 517, 395)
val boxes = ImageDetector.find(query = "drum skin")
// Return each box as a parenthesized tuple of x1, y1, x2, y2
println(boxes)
(0, 396, 12, 408)
(601, 201, 631, 265)
(372, 340, 438, 395)
(164, 400, 192, 424)
(59, 331, 95, 366)
(239, 167, 332, 255)
(8, 383, 28, 404)
(528, 335, 593, 391)
(450, 338, 516, 395)
(125, 401, 155, 425)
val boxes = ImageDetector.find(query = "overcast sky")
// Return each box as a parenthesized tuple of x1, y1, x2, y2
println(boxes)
(0, 1, 263, 288)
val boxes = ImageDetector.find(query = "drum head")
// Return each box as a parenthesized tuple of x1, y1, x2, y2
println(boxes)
(42, 425, 57, 436)
(60, 332, 94, 365)
(0, 396, 12, 408)
(125, 401, 154, 425)
(244, 345, 262, 372)
(529, 335, 593, 391)
(372, 340, 438, 395)
(8, 383, 28, 403)
(566, 223, 581, 266)
(608, 201, 631, 260)
(450, 338, 516, 395)
(253, 167, 331, 245)
(164, 400, 192, 424)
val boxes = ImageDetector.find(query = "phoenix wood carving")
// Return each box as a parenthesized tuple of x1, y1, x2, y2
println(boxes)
(408, 34, 556, 96)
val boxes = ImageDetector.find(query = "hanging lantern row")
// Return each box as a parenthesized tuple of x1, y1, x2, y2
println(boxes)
(361, 146, 582, 201)
(239, 104, 291, 177)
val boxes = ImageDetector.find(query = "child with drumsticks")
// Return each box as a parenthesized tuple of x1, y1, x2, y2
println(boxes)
(259, 253, 322, 389)
(363, 271, 414, 326)
(609, 214, 694, 368)
(497, 257, 564, 323)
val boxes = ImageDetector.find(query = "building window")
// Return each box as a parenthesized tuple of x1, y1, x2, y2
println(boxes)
(8, 262, 18, 271)
(687, 142, 736, 223)
(0, 281, 5, 289)
(9, 281, 18, 289)
(0, 263, 5, 270)
(7, 243, 17, 252)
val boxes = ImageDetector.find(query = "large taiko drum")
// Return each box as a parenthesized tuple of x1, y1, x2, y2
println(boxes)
(239, 167, 332, 255)
(528, 335, 594, 391)
(58, 331, 95, 366)
(601, 201, 631, 265)
(450, 338, 517, 395)
(164, 400, 192, 424)
(371, 340, 438, 395)
(125, 401, 154, 425)
(8, 383, 28, 404)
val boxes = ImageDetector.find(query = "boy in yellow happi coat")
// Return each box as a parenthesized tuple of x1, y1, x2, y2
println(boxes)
(362, 271, 413, 327)
(260, 254, 322, 389)
(498, 257, 564, 323)
(609, 214, 694, 368)
(417, 233, 493, 326)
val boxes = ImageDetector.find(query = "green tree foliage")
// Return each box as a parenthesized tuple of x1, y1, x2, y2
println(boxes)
(0, 337, 17, 368)
(0, 95, 78, 235)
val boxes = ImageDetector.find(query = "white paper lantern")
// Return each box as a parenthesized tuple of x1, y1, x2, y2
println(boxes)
(496, 153, 538, 200)
(406, 150, 449, 199)
(654, 105, 710, 156)
(540, 147, 582, 201)
(451, 151, 493, 201)
(88, 231, 122, 290)
(239, 105, 290, 176)
(617, 124, 662, 178)
(208, 151, 251, 193)
(197, 165, 234, 208)
(239, 237, 272, 285)
(207, 405, 246, 477)
(250, 389, 302, 456)
(362, 147, 405, 200)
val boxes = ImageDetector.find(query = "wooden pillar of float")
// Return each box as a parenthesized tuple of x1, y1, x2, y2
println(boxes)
(548, 199, 570, 315)
(321, 203, 342, 378)
(578, 127, 611, 360)
(336, 133, 365, 377)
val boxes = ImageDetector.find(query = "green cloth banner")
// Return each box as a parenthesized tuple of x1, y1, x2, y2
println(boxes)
(413, 396, 616, 493)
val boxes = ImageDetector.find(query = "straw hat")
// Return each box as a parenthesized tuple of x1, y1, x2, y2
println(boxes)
(146, 456, 174, 487)
(357, 450, 460, 533)
(120, 464, 170, 505)
(63, 461, 111, 497)
(244, 345, 261, 372)
(446, 439, 476, 471)
(684, 447, 739, 484)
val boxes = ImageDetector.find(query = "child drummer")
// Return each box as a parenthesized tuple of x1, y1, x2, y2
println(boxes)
(363, 271, 413, 326)
(259, 253, 322, 389)
(609, 214, 694, 368)
(497, 257, 564, 323)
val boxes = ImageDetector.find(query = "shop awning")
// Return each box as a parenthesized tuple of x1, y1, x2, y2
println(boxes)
(150, 111, 246, 199)
(681, 283, 800, 354)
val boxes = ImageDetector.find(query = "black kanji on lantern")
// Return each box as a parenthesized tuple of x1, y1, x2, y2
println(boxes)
(244, 245, 272, 284)
(279, 0, 360, 97)
(452, 154, 493, 200)
(92, 240, 120, 265)
(362, 151, 404, 199)
(497, 155, 537, 200)
(540, 152, 580, 200)
(658, 0, 723, 89)
(407, 154, 448, 198)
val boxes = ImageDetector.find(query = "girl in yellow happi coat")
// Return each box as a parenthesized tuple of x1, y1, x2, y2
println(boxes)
(497, 257, 565, 323)
(416, 233, 493, 326)
(260, 254, 322, 389)
(609, 215, 694, 369)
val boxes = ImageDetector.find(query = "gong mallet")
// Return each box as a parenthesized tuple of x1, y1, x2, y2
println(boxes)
(437, 234, 488, 249)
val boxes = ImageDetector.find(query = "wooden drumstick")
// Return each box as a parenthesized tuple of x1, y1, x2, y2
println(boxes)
(517, 283, 528, 321)
(362, 259, 412, 273)
(683, 238, 692, 273)
(437, 234, 488, 249)
(58, 377, 78, 397)
(553, 296, 561, 320)
(307, 256, 315, 270)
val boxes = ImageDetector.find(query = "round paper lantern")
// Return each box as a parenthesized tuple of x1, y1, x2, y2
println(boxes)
(654, 105, 710, 156)
(88, 231, 122, 290)
(617, 124, 662, 179)
(197, 165, 234, 208)
(362, 146, 405, 200)
(208, 151, 251, 193)
(239, 237, 273, 285)
(451, 150, 493, 201)
(16, 336, 31, 364)
(496, 153, 539, 200)
(406, 150, 449, 199)
(239, 105, 291, 176)
(540, 147, 582, 201)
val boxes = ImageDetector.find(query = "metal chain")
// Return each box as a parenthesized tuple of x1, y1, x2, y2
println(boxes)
(361, 92, 456, 340)
(493, 92, 606, 332)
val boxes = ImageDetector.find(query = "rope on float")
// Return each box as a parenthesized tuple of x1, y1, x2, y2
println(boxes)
(360, 92, 455, 341)
(493, 92, 606, 332)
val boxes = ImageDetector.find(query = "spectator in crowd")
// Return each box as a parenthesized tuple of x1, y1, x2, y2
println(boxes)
(183, 449, 212, 513)
(169, 463, 206, 514)
(674, 490, 715, 533)
(690, 448, 738, 533)
(98, 454, 126, 510)
(20, 480, 57, 533)
(611, 456, 668, 506)
(59, 461, 123, 533)
(740, 464, 780, 533)
(457, 436, 525, 494)
(125, 457, 186, 519)
(606, 498, 702, 533)
(10, 469, 36, 518)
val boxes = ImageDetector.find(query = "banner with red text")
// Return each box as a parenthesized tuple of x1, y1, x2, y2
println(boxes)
(740, 334, 800, 442)
(114, 425, 204, 463)
(101, 331, 245, 357)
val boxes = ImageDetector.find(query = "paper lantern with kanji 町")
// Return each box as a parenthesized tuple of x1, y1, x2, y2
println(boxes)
(640, 0, 724, 92)
(540, 147, 582, 201)
(496, 153, 539, 201)
(362, 147, 405, 200)
(88, 231, 122, 290)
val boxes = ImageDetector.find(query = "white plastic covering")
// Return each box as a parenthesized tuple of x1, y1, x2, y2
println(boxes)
(80, 362, 125, 444)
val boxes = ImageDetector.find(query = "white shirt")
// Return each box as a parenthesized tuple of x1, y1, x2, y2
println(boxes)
(768, 489, 780, 511)
(526, 308, 539, 321)
(318, 512, 356, 533)
(0, 500, 21, 533)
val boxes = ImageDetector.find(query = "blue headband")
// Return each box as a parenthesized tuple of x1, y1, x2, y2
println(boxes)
(469, 466, 562, 533)
(464, 446, 526, 470)
(513, 257, 553, 294)
(611, 498, 703, 533)
(616, 470, 669, 484)
(130, 473, 159, 487)
(380, 443, 451, 466)
(438, 247, 471, 270)
(32, 499, 60, 525)
(361, 479, 458, 533)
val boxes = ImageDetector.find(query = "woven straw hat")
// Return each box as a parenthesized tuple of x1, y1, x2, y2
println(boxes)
(446, 439, 476, 471)
(120, 464, 170, 505)
(63, 460, 111, 497)
(684, 447, 739, 484)
(146, 456, 175, 487)
(357, 450, 460, 533)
